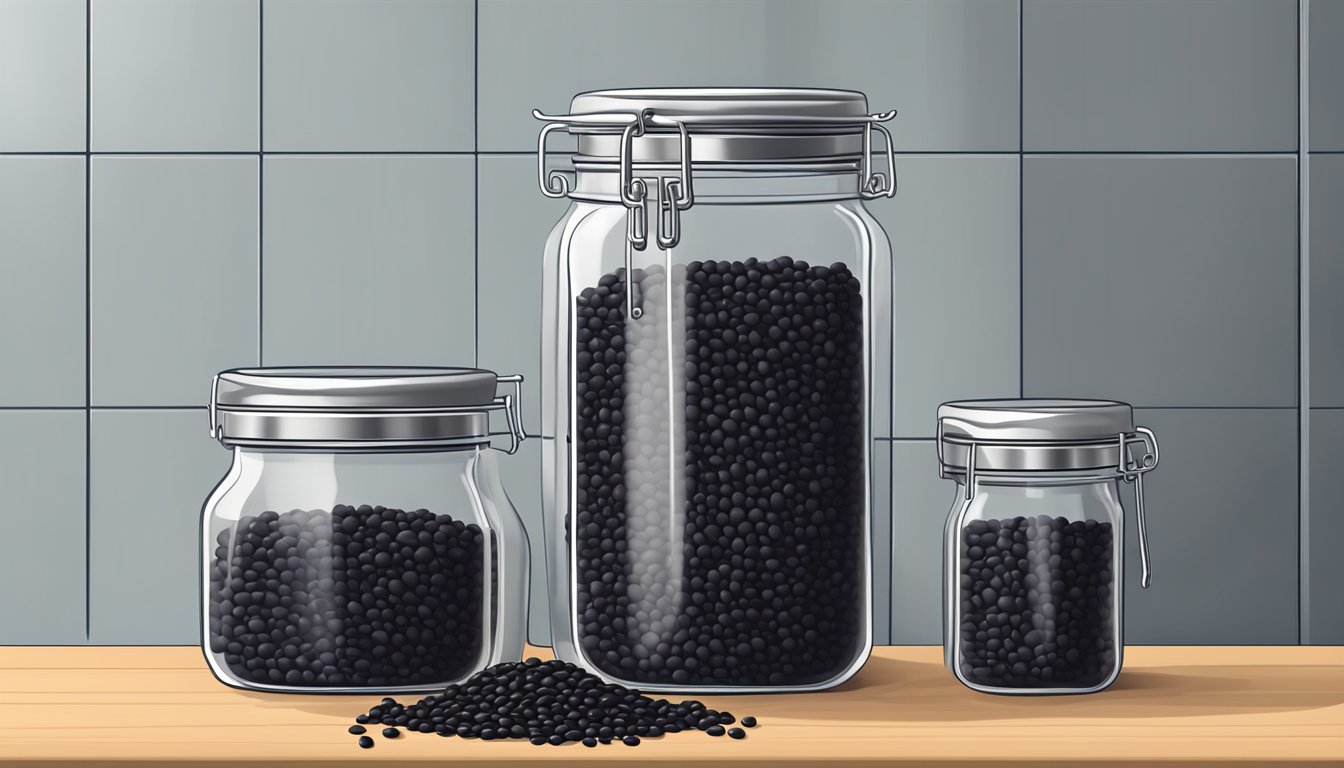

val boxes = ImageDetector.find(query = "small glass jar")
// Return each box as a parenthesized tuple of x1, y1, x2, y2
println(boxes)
(534, 88, 895, 692)
(938, 400, 1159, 695)
(200, 367, 529, 693)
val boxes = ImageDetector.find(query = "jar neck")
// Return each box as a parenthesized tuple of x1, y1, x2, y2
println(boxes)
(569, 167, 864, 205)
(952, 475, 1125, 522)
(950, 471, 1124, 488)
(232, 443, 487, 457)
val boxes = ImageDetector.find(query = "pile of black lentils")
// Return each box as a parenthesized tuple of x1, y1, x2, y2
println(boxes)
(573, 256, 867, 687)
(348, 657, 758, 749)
(957, 516, 1117, 688)
(208, 505, 486, 688)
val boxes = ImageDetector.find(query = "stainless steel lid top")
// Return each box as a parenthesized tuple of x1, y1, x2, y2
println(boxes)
(937, 399, 1158, 475)
(215, 367, 498, 410)
(538, 87, 892, 167)
(209, 367, 525, 451)
(938, 399, 1135, 443)
(567, 88, 872, 127)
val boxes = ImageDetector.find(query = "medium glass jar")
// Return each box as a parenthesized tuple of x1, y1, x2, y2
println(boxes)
(201, 367, 529, 693)
(938, 399, 1159, 695)
(534, 88, 895, 692)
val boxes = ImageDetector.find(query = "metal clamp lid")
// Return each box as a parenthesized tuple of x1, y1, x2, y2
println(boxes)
(937, 399, 1160, 588)
(532, 88, 896, 252)
(209, 367, 527, 454)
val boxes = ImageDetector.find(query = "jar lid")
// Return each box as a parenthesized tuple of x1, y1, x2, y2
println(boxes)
(937, 399, 1158, 476)
(533, 88, 898, 241)
(569, 88, 872, 127)
(209, 367, 525, 451)
(537, 87, 893, 167)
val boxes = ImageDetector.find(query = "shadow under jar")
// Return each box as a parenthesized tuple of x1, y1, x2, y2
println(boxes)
(200, 367, 530, 693)
(938, 399, 1160, 695)
(534, 89, 895, 692)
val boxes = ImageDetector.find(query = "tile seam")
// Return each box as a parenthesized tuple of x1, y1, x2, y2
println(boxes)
(1297, 0, 1311, 645)
(83, 0, 92, 644)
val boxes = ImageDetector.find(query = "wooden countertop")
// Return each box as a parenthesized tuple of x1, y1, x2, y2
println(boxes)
(1, 645, 1341, 766)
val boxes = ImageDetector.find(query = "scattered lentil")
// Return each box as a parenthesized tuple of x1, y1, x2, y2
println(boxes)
(352, 657, 756, 748)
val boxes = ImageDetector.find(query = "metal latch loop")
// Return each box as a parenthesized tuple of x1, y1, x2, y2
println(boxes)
(1119, 426, 1159, 589)
(534, 122, 574, 198)
(860, 118, 897, 199)
(208, 373, 222, 440)
(618, 112, 651, 254)
(488, 374, 527, 455)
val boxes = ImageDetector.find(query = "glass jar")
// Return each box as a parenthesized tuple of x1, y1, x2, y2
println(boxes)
(201, 367, 530, 693)
(938, 400, 1160, 695)
(534, 88, 895, 692)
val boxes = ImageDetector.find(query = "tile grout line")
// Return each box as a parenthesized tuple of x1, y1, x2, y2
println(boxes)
(257, 0, 264, 366)
(0, 405, 1306, 413)
(0, 406, 209, 412)
(472, 0, 479, 368)
(0, 150, 487, 156)
(83, 0, 92, 644)
(1297, 0, 1311, 645)
(1018, 0, 1025, 400)
(0, 150, 1315, 158)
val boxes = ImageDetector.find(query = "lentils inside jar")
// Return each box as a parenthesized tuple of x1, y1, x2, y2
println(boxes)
(208, 504, 486, 689)
(957, 515, 1117, 689)
(573, 255, 867, 687)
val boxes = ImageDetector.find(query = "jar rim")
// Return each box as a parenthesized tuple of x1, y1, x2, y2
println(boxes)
(208, 368, 527, 452)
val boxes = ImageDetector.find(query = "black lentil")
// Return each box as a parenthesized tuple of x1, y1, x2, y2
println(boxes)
(573, 256, 867, 687)
(207, 505, 485, 689)
(357, 736, 374, 749)
(741, 716, 757, 728)
(728, 728, 746, 739)
(348, 725, 366, 735)
(382, 727, 400, 739)
(354, 657, 755, 747)
(958, 516, 1117, 689)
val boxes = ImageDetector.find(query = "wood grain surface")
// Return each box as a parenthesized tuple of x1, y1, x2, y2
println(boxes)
(1, 645, 1341, 766)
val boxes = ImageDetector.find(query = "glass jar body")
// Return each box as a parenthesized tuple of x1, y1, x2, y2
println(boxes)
(944, 475, 1124, 694)
(201, 446, 528, 693)
(541, 171, 892, 692)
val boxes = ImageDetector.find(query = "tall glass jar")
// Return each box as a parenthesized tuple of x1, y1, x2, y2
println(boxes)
(534, 89, 895, 692)
(938, 400, 1160, 695)
(201, 367, 530, 693)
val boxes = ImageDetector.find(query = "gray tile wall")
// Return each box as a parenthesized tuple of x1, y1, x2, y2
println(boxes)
(0, 0, 1334, 646)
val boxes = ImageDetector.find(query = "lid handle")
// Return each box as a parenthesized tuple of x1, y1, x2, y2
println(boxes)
(489, 374, 527, 455)
(208, 373, 221, 441)
(1122, 426, 1159, 588)
(619, 112, 651, 253)
(535, 121, 573, 198)
(860, 121, 897, 199)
